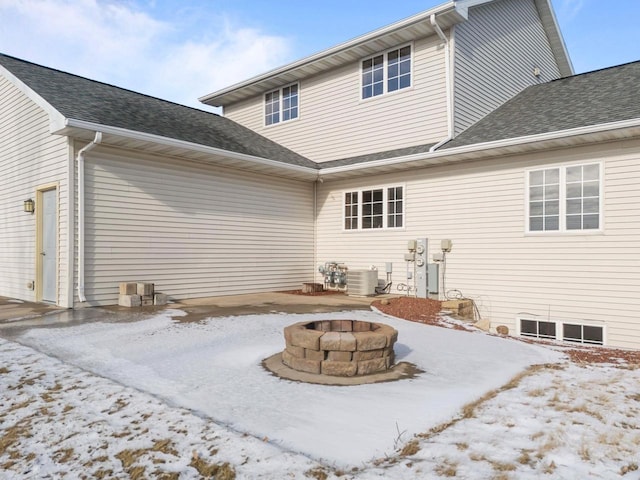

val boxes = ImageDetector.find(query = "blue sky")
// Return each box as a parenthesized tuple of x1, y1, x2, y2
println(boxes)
(0, 0, 638, 110)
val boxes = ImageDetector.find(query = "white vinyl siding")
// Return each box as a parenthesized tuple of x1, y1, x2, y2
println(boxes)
(81, 149, 314, 305)
(224, 34, 447, 162)
(316, 139, 640, 349)
(0, 75, 71, 306)
(453, 0, 561, 135)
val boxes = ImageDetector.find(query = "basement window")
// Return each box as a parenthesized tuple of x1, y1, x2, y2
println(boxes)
(520, 319, 556, 340)
(519, 317, 604, 345)
(563, 323, 604, 345)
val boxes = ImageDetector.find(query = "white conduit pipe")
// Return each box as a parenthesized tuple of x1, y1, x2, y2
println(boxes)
(429, 14, 453, 152)
(76, 132, 102, 302)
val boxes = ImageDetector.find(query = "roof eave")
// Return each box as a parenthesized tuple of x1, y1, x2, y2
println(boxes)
(318, 119, 640, 179)
(199, 1, 466, 107)
(534, 0, 574, 76)
(56, 119, 320, 181)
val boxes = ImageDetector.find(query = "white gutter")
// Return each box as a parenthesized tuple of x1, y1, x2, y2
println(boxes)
(76, 131, 102, 303)
(60, 119, 319, 178)
(429, 14, 454, 153)
(320, 117, 640, 176)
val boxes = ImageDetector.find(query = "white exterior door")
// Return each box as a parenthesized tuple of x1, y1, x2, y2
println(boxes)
(40, 188, 57, 303)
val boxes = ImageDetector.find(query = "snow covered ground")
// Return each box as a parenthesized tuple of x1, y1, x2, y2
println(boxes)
(2, 309, 639, 479)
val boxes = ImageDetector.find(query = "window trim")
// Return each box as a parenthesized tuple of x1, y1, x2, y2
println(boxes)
(525, 161, 604, 235)
(517, 316, 605, 346)
(264, 82, 299, 127)
(342, 184, 406, 231)
(360, 43, 413, 101)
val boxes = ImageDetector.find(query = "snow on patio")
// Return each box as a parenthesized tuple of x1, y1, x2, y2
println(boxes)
(13, 309, 560, 467)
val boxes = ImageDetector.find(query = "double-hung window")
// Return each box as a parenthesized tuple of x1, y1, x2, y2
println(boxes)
(362, 45, 411, 99)
(344, 186, 404, 230)
(527, 163, 601, 233)
(265, 83, 299, 126)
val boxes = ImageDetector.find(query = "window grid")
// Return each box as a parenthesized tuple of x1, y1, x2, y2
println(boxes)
(282, 84, 298, 122)
(344, 192, 358, 230)
(264, 90, 280, 126)
(387, 187, 403, 228)
(265, 84, 299, 126)
(387, 46, 411, 92)
(361, 45, 411, 99)
(528, 163, 601, 233)
(343, 186, 404, 231)
(520, 319, 556, 340)
(362, 189, 384, 229)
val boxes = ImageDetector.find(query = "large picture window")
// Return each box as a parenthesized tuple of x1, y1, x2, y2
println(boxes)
(527, 163, 601, 233)
(343, 186, 404, 230)
(265, 83, 298, 126)
(362, 45, 411, 99)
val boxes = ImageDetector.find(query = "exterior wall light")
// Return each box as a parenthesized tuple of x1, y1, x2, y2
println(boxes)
(24, 198, 35, 213)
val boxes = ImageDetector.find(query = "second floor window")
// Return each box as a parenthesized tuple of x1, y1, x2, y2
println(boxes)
(265, 83, 299, 126)
(362, 45, 411, 99)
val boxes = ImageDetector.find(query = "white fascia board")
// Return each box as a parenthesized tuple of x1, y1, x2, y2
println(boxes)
(0, 64, 67, 132)
(319, 118, 640, 176)
(59, 118, 319, 178)
(534, 0, 574, 76)
(199, 1, 460, 106)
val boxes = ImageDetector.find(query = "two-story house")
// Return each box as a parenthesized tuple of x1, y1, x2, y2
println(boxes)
(2, 0, 640, 348)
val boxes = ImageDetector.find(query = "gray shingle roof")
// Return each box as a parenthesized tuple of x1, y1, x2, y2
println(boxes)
(0, 53, 316, 169)
(320, 143, 437, 168)
(443, 61, 640, 150)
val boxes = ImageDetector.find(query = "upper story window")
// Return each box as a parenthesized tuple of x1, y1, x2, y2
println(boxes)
(265, 83, 298, 126)
(527, 163, 601, 233)
(344, 185, 404, 230)
(362, 45, 411, 99)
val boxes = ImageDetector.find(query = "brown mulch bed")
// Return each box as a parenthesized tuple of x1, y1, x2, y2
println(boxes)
(372, 296, 640, 366)
(371, 297, 447, 326)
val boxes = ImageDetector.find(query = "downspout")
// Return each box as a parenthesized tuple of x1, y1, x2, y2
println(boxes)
(76, 132, 102, 302)
(429, 14, 454, 152)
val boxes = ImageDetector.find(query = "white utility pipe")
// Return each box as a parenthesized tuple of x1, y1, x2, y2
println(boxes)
(76, 132, 103, 302)
(429, 14, 454, 152)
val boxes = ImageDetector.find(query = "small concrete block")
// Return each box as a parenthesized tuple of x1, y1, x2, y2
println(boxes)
(352, 349, 384, 361)
(282, 349, 295, 368)
(338, 332, 356, 352)
(137, 282, 154, 296)
(153, 293, 168, 306)
(355, 331, 387, 351)
(327, 350, 352, 362)
(319, 332, 341, 351)
(118, 294, 141, 307)
(140, 298, 154, 306)
(290, 328, 324, 350)
(286, 345, 305, 358)
(475, 318, 491, 332)
(331, 320, 352, 332)
(352, 321, 372, 332)
(289, 356, 321, 375)
(119, 282, 137, 295)
(358, 357, 387, 375)
(315, 321, 332, 332)
(305, 348, 325, 361)
(322, 361, 357, 377)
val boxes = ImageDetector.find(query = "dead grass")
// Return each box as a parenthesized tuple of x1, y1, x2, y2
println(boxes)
(434, 460, 458, 477)
(621, 462, 639, 475)
(0, 421, 31, 456)
(305, 466, 329, 480)
(189, 453, 236, 480)
(0, 367, 9, 374)
(399, 439, 420, 456)
(490, 460, 516, 472)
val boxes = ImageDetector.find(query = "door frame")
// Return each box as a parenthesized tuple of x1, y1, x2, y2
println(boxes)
(35, 183, 59, 303)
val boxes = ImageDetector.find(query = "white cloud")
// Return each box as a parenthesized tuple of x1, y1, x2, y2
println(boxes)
(0, 0, 292, 109)
(557, 0, 585, 19)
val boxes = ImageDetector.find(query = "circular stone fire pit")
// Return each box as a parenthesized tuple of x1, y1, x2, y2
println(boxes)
(281, 320, 398, 377)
